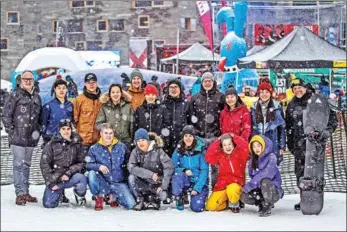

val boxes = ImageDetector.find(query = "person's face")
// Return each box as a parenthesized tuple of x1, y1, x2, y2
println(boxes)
(202, 79, 213, 91)
(85, 80, 97, 93)
(252, 141, 263, 156)
(59, 126, 71, 140)
(110, 86, 122, 103)
(132, 76, 142, 89)
(222, 138, 234, 155)
(293, 86, 307, 98)
(101, 128, 114, 146)
(54, 84, 67, 99)
(20, 72, 34, 92)
(245, 88, 250, 93)
(183, 134, 194, 147)
(259, 90, 271, 103)
(137, 139, 149, 152)
(169, 84, 180, 98)
(145, 94, 157, 104)
(226, 94, 237, 107)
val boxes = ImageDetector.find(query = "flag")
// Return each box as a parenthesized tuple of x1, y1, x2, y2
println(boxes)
(196, 1, 213, 51)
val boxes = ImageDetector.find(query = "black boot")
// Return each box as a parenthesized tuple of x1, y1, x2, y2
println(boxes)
(133, 197, 144, 211)
(259, 202, 272, 217)
(145, 195, 160, 210)
(239, 201, 245, 209)
(183, 194, 190, 205)
(294, 202, 301, 210)
(60, 193, 70, 204)
(73, 190, 86, 206)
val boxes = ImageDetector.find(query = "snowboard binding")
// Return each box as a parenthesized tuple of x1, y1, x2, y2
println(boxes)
(300, 177, 325, 193)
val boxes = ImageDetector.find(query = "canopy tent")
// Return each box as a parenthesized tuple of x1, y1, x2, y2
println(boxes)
(160, 42, 221, 64)
(15, 47, 89, 72)
(238, 25, 347, 69)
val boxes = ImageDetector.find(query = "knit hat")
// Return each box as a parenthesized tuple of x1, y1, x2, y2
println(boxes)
(257, 81, 273, 95)
(56, 74, 63, 80)
(167, 79, 183, 92)
(65, 75, 73, 82)
(59, 119, 73, 130)
(151, 75, 158, 81)
(249, 135, 265, 154)
(130, 69, 143, 81)
(134, 128, 149, 143)
(291, 78, 306, 89)
(225, 87, 238, 97)
(201, 72, 215, 82)
(144, 84, 159, 96)
(121, 73, 128, 78)
(84, 73, 97, 82)
(182, 125, 195, 137)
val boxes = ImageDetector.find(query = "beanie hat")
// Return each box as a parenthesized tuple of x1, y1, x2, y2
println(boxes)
(291, 78, 306, 89)
(182, 125, 195, 137)
(130, 69, 143, 81)
(249, 135, 265, 154)
(257, 81, 273, 95)
(225, 87, 238, 97)
(151, 75, 158, 81)
(65, 75, 72, 82)
(121, 73, 128, 78)
(134, 128, 149, 143)
(56, 74, 63, 80)
(84, 73, 97, 82)
(201, 72, 215, 82)
(144, 84, 159, 96)
(59, 119, 73, 130)
(167, 79, 183, 92)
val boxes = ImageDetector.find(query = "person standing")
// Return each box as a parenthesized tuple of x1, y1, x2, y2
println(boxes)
(65, 75, 78, 99)
(127, 69, 145, 111)
(2, 70, 42, 205)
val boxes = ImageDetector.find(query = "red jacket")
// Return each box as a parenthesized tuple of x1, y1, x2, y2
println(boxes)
(205, 135, 249, 191)
(220, 104, 251, 141)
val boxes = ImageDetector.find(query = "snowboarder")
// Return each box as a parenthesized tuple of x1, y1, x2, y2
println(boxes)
(86, 123, 135, 211)
(240, 135, 284, 217)
(2, 70, 42, 205)
(40, 120, 87, 208)
(65, 75, 78, 99)
(128, 129, 174, 211)
(171, 125, 208, 212)
(127, 69, 146, 111)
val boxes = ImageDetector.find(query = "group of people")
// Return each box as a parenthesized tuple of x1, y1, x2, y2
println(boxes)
(2, 68, 338, 217)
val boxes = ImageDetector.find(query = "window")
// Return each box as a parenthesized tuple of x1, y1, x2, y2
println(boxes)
(133, 1, 152, 8)
(97, 20, 108, 32)
(75, 41, 86, 50)
(7, 11, 20, 24)
(138, 15, 150, 29)
(152, 1, 164, 6)
(180, 18, 196, 31)
(342, 22, 346, 48)
(67, 19, 83, 33)
(37, 24, 43, 35)
(87, 41, 103, 50)
(70, 1, 95, 8)
(85, 1, 95, 7)
(153, 40, 165, 47)
(291, 1, 317, 5)
(1, 38, 9, 51)
(110, 19, 125, 32)
(52, 20, 59, 33)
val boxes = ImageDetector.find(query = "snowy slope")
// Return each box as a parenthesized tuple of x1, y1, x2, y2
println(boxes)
(1, 185, 346, 231)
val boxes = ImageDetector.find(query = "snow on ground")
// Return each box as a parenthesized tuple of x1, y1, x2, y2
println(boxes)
(1, 185, 346, 231)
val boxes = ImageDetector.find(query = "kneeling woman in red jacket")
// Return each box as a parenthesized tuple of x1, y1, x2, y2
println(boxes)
(205, 134, 249, 213)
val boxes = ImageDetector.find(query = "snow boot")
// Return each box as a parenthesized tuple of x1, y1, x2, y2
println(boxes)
(15, 195, 26, 206)
(73, 190, 86, 206)
(176, 196, 184, 211)
(183, 194, 190, 205)
(259, 202, 272, 217)
(239, 201, 245, 209)
(145, 195, 160, 210)
(24, 194, 38, 203)
(95, 196, 103, 211)
(133, 197, 144, 211)
(60, 190, 70, 204)
(229, 202, 240, 213)
(294, 202, 301, 210)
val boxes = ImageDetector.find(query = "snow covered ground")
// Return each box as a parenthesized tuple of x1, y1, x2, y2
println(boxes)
(1, 185, 346, 231)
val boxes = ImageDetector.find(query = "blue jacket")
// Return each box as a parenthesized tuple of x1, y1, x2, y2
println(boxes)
(250, 99, 286, 165)
(171, 136, 208, 193)
(41, 98, 73, 142)
(191, 76, 201, 96)
(243, 136, 284, 198)
(86, 138, 127, 184)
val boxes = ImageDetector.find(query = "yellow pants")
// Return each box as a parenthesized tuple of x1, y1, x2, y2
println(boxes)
(206, 183, 242, 211)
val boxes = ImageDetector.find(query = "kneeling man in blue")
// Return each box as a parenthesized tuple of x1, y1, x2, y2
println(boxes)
(86, 123, 135, 211)
(40, 119, 87, 208)
(171, 125, 209, 212)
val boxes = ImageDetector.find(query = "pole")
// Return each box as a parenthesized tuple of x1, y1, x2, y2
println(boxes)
(176, 28, 180, 74)
(211, 2, 215, 68)
(329, 69, 332, 94)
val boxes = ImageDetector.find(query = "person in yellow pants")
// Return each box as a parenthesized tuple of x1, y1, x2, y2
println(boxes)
(205, 133, 249, 213)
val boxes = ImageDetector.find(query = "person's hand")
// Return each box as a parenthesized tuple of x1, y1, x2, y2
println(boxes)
(51, 185, 59, 191)
(191, 190, 198, 196)
(61, 175, 69, 181)
(185, 170, 193, 176)
(152, 173, 159, 182)
(156, 187, 162, 194)
(99, 165, 109, 174)
(280, 149, 285, 155)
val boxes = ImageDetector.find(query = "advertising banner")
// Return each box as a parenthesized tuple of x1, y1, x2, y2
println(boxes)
(196, 1, 213, 51)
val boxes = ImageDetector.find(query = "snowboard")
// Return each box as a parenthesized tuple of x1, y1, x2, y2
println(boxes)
(300, 94, 330, 215)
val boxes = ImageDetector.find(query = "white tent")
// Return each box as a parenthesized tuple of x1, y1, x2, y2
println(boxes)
(15, 47, 89, 72)
(1, 79, 12, 90)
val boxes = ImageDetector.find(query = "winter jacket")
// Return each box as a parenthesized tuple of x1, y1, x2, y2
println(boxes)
(186, 82, 224, 138)
(40, 132, 85, 188)
(243, 136, 284, 198)
(41, 98, 73, 142)
(127, 133, 174, 191)
(250, 99, 286, 164)
(67, 81, 78, 99)
(96, 99, 133, 146)
(171, 136, 208, 193)
(2, 87, 42, 147)
(73, 87, 103, 146)
(127, 86, 145, 111)
(220, 104, 251, 141)
(191, 76, 201, 96)
(285, 92, 338, 154)
(86, 137, 128, 183)
(205, 134, 249, 191)
(133, 101, 167, 137)
(0, 89, 10, 107)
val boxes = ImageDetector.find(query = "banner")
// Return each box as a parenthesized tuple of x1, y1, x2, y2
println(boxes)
(77, 51, 120, 68)
(129, 39, 148, 69)
(196, 1, 213, 51)
(254, 24, 319, 46)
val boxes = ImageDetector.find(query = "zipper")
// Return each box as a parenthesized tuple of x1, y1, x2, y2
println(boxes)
(173, 101, 176, 132)
(229, 157, 234, 173)
(149, 107, 152, 132)
(204, 91, 208, 137)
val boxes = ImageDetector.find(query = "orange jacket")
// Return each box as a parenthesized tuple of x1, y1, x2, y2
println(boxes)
(127, 86, 145, 111)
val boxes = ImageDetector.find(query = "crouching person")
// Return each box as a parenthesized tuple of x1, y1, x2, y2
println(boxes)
(240, 135, 284, 217)
(86, 123, 135, 211)
(128, 129, 174, 211)
(40, 120, 87, 208)
(171, 125, 208, 212)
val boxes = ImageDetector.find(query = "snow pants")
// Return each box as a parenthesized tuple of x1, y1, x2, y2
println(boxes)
(128, 174, 167, 201)
(88, 171, 135, 209)
(240, 179, 280, 205)
(43, 173, 87, 208)
(206, 183, 242, 211)
(171, 172, 208, 212)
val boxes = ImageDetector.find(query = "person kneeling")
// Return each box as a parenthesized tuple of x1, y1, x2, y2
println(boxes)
(128, 129, 174, 211)
(171, 125, 209, 212)
(240, 135, 284, 217)
(40, 120, 87, 208)
(86, 123, 136, 211)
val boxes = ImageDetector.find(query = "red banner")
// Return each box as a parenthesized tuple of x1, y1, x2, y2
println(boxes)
(196, 1, 213, 51)
(254, 24, 319, 46)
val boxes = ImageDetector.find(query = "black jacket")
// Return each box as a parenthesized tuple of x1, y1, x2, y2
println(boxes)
(2, 87, 42, 147)
(40, 132, 85, 188)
